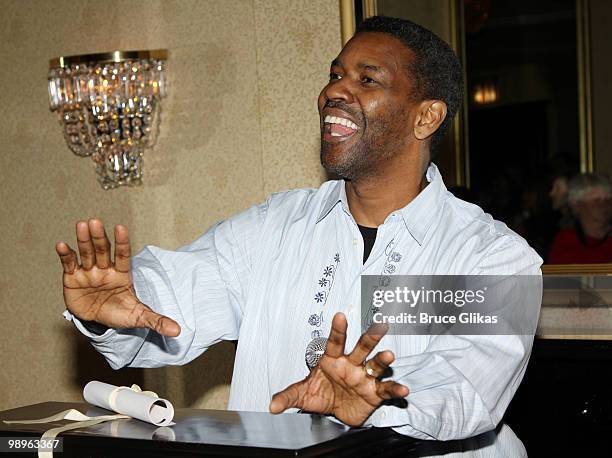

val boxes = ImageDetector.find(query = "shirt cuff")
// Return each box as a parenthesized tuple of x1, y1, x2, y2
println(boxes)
(63, 309, 116, 341)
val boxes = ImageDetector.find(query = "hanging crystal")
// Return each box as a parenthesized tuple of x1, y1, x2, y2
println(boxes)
(48, 50, 167, 189)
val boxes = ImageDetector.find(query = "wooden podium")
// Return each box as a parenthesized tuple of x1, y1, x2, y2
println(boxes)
(0, 402, 421, 457)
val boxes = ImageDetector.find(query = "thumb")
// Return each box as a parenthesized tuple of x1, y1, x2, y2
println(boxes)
(138, 306, 182, 337)
(269, 380, 304, 414)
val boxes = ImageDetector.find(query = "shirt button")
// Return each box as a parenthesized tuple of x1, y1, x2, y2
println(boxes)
(347, 304, 353, 314)
(380, 411, 387, 419)
(353, 238, 359, 246)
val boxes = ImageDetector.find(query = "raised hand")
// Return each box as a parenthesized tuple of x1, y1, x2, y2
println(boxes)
(56, 219, 180, 337)
(269, 313, 409, 427)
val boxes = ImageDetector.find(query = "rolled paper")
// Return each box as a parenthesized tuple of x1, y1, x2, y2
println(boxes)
(83, 381, 174, 426)
(3, 382, 174, 458)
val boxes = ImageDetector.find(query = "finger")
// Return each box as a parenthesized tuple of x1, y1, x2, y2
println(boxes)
(375, 380, 410, 401)
(137, 306, 181, 337)
(348, 323, 389, 365)
(364, 350, 395, 378)
(324, 313, 348, 358)
(269, 380, 304, 414)
(114, 224, 131, 273)
(76, 220, 96, 270)
(56, 242, 78, 274)
(89, 219, 111, 269)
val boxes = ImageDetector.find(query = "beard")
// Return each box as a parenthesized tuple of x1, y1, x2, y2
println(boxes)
(320, 114, 406, 181)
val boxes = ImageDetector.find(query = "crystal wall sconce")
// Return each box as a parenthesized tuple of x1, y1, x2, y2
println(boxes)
(48, 50, 167, 189)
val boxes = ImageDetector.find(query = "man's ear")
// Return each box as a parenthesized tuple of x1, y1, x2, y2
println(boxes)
(414, 100, 447, 140)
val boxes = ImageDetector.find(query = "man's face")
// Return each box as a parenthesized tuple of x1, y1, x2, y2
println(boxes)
(318, 32, 420, 180)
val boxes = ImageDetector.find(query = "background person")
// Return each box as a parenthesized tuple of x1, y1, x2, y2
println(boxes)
(548, 173, 612, 263)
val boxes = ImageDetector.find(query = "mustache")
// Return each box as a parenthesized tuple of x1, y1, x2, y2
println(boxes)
(323, 100, 364, 125)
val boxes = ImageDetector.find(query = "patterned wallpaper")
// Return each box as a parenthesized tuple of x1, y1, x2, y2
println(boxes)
(0, 0, 340, 410)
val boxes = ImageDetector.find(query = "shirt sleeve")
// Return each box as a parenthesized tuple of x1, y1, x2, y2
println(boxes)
(367, 236, 543, 441)
(65, 201, 268, 370)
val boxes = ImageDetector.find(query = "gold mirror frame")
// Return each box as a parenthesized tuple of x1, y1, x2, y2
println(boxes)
(542, 264, 612, 276)
(339, 0, 601, 278)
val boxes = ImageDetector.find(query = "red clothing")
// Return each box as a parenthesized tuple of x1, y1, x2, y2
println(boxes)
(548, 228, 612, 264)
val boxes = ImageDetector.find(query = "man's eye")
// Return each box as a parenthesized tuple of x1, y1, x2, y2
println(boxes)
(361, 76, 376, 84)
(329, 73, 342, 81)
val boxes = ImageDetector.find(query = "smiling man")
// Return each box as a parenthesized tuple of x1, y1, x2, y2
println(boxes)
(57, 16, 541, 454)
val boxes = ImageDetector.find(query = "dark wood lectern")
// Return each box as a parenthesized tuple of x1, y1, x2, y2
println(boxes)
(0, 402, 421, 457)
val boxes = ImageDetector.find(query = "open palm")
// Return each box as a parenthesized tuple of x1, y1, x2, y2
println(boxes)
(56, 219, 180, 336)
(270, 313, 409, 427)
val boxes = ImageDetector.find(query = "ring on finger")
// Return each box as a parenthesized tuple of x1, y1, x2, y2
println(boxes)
(364, 360, 377, 377)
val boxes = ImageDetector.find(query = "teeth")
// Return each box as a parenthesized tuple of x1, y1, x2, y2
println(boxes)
(324, 115, 358, 130)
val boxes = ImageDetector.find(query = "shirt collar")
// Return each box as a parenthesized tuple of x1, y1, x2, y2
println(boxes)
(316, 179, 348, 223)
(316, 163, 447, 245)
(395, 162, 447, 245)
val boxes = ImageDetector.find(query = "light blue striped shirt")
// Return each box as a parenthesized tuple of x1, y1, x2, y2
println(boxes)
(68, 163, 541, 454)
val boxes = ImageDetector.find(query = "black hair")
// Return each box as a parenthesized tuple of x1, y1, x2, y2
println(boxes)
(356, 16, 463, 152)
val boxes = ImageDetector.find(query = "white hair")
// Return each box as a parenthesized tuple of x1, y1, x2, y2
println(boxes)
(568, 173, 612, 204)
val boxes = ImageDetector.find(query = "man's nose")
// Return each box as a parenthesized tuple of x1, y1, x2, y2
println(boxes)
(323, 78, 354, 104)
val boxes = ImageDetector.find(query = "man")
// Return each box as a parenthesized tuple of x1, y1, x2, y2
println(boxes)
(57, 16, 541, 450)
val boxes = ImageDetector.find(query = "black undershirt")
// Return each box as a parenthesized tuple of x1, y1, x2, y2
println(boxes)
(358, 224, 378, 264)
